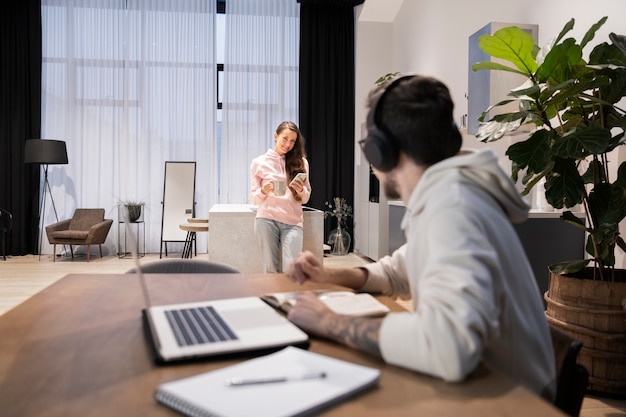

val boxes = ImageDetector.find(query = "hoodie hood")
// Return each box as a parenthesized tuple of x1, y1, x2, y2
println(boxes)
(408, 149, 529, 224)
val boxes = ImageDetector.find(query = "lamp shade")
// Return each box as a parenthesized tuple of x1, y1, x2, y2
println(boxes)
(24, 139, 68, 165)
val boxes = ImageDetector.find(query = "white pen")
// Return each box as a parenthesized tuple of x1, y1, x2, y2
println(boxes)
(225, 371, 327, 387)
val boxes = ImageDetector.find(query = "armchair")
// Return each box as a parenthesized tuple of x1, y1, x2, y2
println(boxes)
(45, 208, 113, 262)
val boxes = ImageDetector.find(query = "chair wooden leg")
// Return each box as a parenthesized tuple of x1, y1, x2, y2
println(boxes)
(99, 244, 103, 259)
(86, 245, 90, 262)
(53, 244, 57, 262)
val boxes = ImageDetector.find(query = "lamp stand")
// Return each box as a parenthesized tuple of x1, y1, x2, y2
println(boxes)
(37, 164, 66, 260)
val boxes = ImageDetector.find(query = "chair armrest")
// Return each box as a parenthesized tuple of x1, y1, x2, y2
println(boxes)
(45, 219, 72, 241)
(85, 219, 114, 244)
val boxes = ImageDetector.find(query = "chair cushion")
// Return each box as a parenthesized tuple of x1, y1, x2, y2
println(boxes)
(52, 230, 90, 240)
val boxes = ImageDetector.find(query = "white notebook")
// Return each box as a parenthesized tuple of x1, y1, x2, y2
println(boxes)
(155, 346, 381, 417)
(261, 290, 390, 317)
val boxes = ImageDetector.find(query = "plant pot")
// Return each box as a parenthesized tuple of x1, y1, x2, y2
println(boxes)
(119, 204, 143, 223)
(545, 268, 626, 396)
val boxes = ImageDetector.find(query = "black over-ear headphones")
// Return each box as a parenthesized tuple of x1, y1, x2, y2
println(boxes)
(360, 75, 413, 172)
(361, 75, 462, 172)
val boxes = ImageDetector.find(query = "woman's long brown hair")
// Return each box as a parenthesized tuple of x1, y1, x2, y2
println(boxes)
(276, 121, 306, 201)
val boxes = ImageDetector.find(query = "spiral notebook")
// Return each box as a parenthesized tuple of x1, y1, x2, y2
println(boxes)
(155, 346, 381, 417)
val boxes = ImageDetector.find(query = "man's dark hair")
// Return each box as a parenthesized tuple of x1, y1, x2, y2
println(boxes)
(366, 75, 461, 166)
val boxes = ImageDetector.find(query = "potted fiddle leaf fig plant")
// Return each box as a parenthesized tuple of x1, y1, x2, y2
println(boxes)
(472, 17, 626, 395)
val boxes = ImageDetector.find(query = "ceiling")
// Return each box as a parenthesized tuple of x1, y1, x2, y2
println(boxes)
(358, 0, 404, 23)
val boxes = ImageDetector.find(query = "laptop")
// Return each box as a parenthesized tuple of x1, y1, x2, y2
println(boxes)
(142, 297, 309, 363)
(123, 217, 309, 364)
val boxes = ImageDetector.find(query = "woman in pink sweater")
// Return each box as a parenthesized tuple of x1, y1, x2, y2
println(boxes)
(250, 121, 312, 273)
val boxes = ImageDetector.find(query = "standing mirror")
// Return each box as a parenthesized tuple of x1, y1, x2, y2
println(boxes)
(160, 161, 196, 258)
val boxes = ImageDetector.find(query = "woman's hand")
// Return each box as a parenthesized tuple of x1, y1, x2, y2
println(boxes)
(261, 182, 273, 195)
(289, 177, 305, 193)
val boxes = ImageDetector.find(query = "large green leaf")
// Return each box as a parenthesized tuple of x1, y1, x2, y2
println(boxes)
(587, 183, 626, 226)
(545, 157, 585, 208)
(587, 224, 618, 266)
(581, 159, 606, 185)
(552, 126, 611, 159)
(536, 39, 584, 83)
(598, 66, 626, 106)
(553, 18, 575, 46)
(580, 16, 608, 49)
(549, 259, 590, 275)
(477, 26, 538, 75)
(610, 32, 626, 57)
(561, 210, 587, 229)
(471, 61, 528, 76)
(505, 129, 552, 173)
(614, 161, 626, 189)
(590, 42, 626, 66)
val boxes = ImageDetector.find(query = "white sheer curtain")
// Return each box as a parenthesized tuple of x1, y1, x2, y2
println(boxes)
(219, 0, 300, 204)
(41, 0, 217, 255)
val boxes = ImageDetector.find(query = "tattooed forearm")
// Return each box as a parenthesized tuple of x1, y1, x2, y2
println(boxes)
(327, 315, 383, 358)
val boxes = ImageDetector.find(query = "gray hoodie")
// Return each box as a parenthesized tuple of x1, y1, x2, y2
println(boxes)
(361, 149, 556, 400)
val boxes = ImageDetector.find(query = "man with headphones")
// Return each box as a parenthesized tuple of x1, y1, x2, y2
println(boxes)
(285, 75, 556, 400)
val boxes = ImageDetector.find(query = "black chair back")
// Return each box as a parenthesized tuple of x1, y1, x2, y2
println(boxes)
(550, 325, 589, 417)
(126, 258, 240, 274)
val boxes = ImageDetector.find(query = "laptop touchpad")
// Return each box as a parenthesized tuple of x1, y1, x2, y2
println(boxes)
(222, 307, 286, 329)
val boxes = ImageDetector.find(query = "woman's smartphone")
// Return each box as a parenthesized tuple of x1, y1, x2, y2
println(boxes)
(290, 172, 307, 186)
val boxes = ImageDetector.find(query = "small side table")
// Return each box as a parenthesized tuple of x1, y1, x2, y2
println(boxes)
(179, 219, 208, 258)
(118, 220, 145, 258)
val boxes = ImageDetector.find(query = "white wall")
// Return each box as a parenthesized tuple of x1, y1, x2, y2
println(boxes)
(354, 1, 626, 264)
(353, 18, 395, 258)
(388, 0, 626, 126)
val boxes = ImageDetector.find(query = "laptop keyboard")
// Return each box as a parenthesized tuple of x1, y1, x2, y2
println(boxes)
(164, 306, 238, 347)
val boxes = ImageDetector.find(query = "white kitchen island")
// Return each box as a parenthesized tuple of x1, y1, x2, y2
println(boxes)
(208, 204, 324, 273)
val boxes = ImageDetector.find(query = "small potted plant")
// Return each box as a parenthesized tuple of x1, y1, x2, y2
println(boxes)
(118, 199, 145, 223)
(471, 17, 626, 395)
(375, 72, 400, 87)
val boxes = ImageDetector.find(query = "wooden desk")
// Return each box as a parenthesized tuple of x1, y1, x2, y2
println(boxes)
(0, 273, 565, 417)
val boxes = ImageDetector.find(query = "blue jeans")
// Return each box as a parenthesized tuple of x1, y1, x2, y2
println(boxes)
(254, 218, 303, 273)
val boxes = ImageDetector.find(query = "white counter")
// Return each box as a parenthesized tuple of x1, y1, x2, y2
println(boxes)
(208, 204, 324, 273)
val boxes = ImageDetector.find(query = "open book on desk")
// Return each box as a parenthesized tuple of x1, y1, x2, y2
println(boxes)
(261, 290, 390, 317)
(155, 346, 381, 417)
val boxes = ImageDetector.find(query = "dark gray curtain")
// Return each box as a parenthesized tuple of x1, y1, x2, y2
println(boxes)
(0, 0, 42, 256)
(298, 0, 363, 248)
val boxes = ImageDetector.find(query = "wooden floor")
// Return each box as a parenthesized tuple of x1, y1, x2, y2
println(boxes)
(0, 252, 624, 416)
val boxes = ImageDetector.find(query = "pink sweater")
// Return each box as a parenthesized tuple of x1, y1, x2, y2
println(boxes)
(249, 149, 311, 227)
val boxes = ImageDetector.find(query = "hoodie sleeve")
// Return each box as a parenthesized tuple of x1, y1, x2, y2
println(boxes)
(250, 157, 268, 205)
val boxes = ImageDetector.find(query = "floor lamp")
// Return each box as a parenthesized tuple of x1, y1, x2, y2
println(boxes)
(24, 139, 68, 260)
